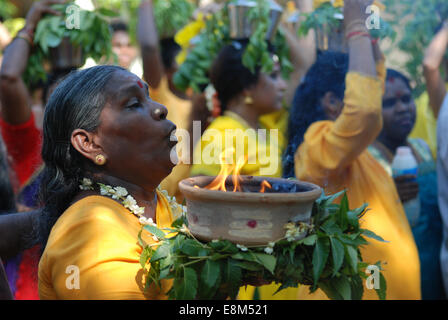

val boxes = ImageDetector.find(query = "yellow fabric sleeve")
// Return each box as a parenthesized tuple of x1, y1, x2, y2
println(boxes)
(38, 194, 174, 300)
(295, 71, 383, 182)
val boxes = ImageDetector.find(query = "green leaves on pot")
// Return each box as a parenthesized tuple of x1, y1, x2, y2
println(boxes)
(24, 3, 115, 86)
(298, 3, 396, 43)
(173, 0, 293, 93)
(139, 190, 388, 300)
(153, 0, 195, 39)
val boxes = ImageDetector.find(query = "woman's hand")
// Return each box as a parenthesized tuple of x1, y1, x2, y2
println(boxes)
(394, 174, 419, 203)
(343, 0, 374, 31)
(24, 0, 66, 33)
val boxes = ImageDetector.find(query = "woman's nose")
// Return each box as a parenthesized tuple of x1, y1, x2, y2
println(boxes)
(278, 77, 287, 91)
(151, 102, 168, 120)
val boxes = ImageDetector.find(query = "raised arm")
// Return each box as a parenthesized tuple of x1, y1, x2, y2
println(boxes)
(282, 0, 316, 107)
(423, 21, 448, 118)
(295, 0, 383, 181)
(0, 0, 62, 125)
(138, 0, 164, 88)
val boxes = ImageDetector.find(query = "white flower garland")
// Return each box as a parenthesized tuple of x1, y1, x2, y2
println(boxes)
(79, 178, 313, 255)
(79, 178, 185, 228)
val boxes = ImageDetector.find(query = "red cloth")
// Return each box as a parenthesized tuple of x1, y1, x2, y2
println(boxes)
(0, 114, 43, 187)
(15, 246, 40, 300)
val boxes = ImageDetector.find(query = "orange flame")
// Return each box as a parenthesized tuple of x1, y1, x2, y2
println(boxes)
(204, 148, 247, 192)
(259, 180, 272, 193)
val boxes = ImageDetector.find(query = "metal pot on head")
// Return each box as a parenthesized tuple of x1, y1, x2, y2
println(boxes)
(228, 0, 283, 41)
(315, 12, 348, 53)
(49, 37, 85, 71)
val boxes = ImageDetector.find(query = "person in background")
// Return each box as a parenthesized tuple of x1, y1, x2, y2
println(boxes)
(285, 0, 421, 299)
(409, 21, 448, 158)
(137, 0, 195, 203)
(430, 20, 448, 298)
(369, 69, 445, 300)
(0, 0, 67, 300)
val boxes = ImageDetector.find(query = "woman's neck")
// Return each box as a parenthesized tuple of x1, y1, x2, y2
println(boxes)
(96, 174, 158, 220)
(377, 134, 408, 155)
(226, 98, 260, 129)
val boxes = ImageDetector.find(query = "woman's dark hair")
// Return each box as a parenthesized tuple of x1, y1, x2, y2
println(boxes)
(0, 136, 16, 214)
(160, 38, 181, 71)
(385, 68, 412, 91)
(38, 65, 126, 248)
(210, 40, 274, 111)
(110, 20, 128, 33)
(283, 51, 349, 178)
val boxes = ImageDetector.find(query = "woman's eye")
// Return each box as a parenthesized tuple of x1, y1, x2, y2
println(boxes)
(126, 101, 143, 109)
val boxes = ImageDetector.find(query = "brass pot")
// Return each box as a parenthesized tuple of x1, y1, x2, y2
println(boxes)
(178, 175, 322, 245)
(48, 37, 85, 71)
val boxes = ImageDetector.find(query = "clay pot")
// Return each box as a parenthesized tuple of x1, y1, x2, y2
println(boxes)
(178, 175, 322, 246)
(48, 37, 85, 71)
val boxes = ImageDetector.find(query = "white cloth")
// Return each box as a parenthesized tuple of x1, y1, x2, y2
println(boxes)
(438, 92, 448, 296)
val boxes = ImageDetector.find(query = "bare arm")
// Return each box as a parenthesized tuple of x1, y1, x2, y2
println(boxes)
(0, 0, 63, 125)
(0, 211, 40, 260)
(283, 0, 316, 106)
(138, 0, 164, 88)
(423, 21, 448, 118)
(344, 0, 376, 77)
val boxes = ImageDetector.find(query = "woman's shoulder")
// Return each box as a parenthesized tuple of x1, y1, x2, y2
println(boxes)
(46, 196, 135, 246)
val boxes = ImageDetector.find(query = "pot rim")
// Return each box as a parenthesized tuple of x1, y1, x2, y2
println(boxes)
(179, 175, 322, 203)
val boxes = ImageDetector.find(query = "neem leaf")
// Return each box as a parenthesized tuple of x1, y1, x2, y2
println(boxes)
(180, 239, 203, 256)
(350, 275, 364, 300)
(143, 224, 166, 240)
(174, 267, 197, 300)
(337, 193, 349, 231)
(199, 260, 221, 297)
(332, 275, 352, 300)
(45, 32, 63, 48)
(312, 237, 330, 284)
(345, 246, 358, 273)
(150, 243, 170, 262)
(299, 234, 318, 246)
(253, 253, 276, 275)
(360, 229, 389, 243)
(375, 272, 387, 300)
(223, 259, 242, 300)
(330, 237, 345, 276)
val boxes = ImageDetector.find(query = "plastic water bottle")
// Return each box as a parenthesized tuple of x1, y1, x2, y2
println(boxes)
(391, 146, 420, 227)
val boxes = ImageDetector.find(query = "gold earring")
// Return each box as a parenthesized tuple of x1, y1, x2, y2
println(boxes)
(95, 154, 106, 166)
(245, 96, 253, 105)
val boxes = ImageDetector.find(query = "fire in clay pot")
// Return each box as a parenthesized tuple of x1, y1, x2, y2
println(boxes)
(178, 175, 322, 246)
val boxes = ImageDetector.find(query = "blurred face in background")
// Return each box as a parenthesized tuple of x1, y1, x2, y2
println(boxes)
(112, 31, 137, 70)
(381, 77, 416, 143)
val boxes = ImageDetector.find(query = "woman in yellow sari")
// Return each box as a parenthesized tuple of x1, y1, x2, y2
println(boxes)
(284, 0, 421, 300)
(37, 65, 179, 299)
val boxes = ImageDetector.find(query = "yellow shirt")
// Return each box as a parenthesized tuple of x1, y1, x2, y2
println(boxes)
(38, 191, 174, 300)
(294, 71, 421, 300)
(190, 111, 285, 178)
(151, 76, 193, 202)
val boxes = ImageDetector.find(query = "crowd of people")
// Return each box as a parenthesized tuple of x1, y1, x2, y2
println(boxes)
(0, 0, 447, 300)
